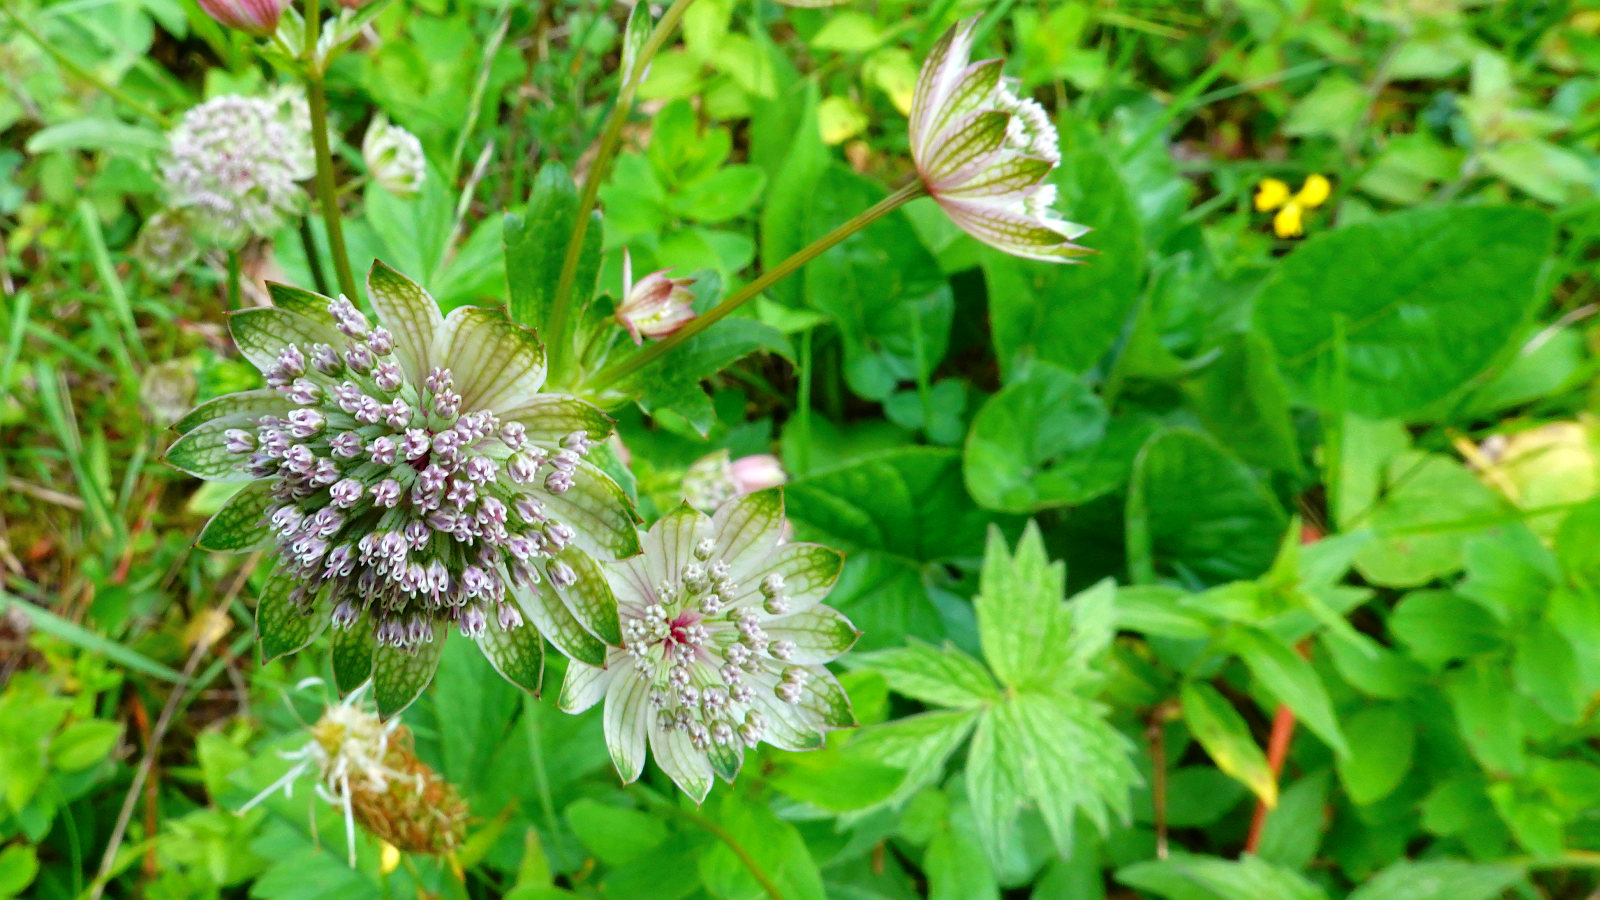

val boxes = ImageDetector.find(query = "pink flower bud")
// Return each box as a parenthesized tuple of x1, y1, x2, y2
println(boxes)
(728, 455, 786, 494)
(196, 0, 289, 36)
(616, 267, 696, 344)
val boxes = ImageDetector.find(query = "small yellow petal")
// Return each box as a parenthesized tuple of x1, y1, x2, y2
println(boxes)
(1255, 178, 1292, 212)
(1273, 201, 1305, 239)
(380, 841, 401, 875)
(1295, 174, 1332, 208)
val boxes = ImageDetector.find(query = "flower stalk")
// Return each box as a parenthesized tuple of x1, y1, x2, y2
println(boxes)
(302, 0, 360, 301)
(546, 0, 698, 374)
(593, 179, 926, 389)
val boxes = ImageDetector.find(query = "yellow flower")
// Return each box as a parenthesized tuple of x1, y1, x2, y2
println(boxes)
(1255, 174, 1332, 239)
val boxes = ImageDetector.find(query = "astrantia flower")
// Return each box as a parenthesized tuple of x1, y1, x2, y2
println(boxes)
(362, 115, 426, 198)
(196, 0, 288, 35)
(909, 20, 1090, 263)
(682, 450, 787, 513)
(165, 263, 640, 715)
(616, 255, 696, 344)
(241, 688, 468, 865)
(559, 492, 859, 802)
(162, 91, 314, 247)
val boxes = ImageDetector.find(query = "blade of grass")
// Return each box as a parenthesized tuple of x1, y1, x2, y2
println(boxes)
(34, 361, 121, 540)
(77, 199, 147, 367)
(0, 590, 187, 683)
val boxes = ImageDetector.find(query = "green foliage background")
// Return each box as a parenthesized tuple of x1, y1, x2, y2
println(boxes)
(3, 0, 1600, 898)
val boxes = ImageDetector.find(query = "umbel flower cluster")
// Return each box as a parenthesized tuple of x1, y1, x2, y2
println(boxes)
(161, 89, 315, 246)
(562, 495, 858, 802)
(167, 263, 639, 716)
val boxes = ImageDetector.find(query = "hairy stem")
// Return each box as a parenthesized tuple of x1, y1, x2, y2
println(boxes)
(595, 180, 926, 388)
(545, 0, 698, 372)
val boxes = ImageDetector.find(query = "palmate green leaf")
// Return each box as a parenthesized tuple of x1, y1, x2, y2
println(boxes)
(699, 793, 826, 900)
(1117, 853, 1330, 900)
(974, 521, 1064, 688)
(964, 364, 1155, 513)
(1347, 860, 1523, 900)
(858, 641, 996, 708)
(504, 163, 601, 343)
(1180, 682, 1278, 807)
(926, 823, 999, 900)
(844, 709, 980, 810)
(1253, 205, 1553, 418)
(630, 317, 792, 435)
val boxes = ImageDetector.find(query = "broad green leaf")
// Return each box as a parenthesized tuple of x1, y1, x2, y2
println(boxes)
(504, 163, 598, 335)
(564, 799, 669, 867)
(1335, 705, 1413, 805)
(1180, 682, 1278, 807)
(983, 137, 1144, 377)
(861, 642, 996, 708)
(926, 825, 999, 900)
(1389, 589, 1502, 669)
(1347, 860, 1523, 900)
(1118, 853, 1330, 900)
(1127, 429, 1287, 584)
(0, 844, 39, 899)
(1446, 661, 1526, 776)
(1352, 452, 1509, 588)
(1252, 205, 1553, 417)
(1230, 628, 1348, 757)
(964, 365, 1151, 512)
(785, 447, 990, 563)
(49, 719, 123, 771)
(699, 792, 826, 900)
(1184, 333, 1302, 475)
(1256, 772, 1330, 871)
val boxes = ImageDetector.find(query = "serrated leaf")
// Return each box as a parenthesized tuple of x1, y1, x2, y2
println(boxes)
(1181, 681, 1278, 807)
(1347, 860, 1523, 900)
(196, 480, 275, 551)
(975, 521, 1064, 688)
(372, 630, 445, 718)
(861, 641, 996, 708)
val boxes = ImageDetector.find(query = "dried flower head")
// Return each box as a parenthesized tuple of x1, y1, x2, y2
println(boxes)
(616, 254, 696, 344)
(909, 20, 1090, 262)
(196, 0, 289, 35)
(560, 492, 858, 802)
(361, 115, 427, 198)
(166, 263, 641, 715)
(162, 91, 315, 247)
(241, 689, 468, 865)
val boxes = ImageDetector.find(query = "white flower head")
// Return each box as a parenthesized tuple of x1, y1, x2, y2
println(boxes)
(909, 19, 1091, 263)
(361, 115, 427, 198)
(559, 491, 859, 802)
(165, 263, 642, 716)
(162, 90, 315, 247)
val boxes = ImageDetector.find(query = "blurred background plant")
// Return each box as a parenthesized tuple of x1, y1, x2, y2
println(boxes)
(3, 0, 1600, 898)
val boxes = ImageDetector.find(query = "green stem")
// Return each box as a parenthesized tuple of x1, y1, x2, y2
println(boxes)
(546, 0, 698, 372)
(636, 790, 784, 900)
(595, 180, 926, 388)
(226, 249, 241, 310)
(303, 0, 359, 300)
(1, 6, 172, 127)
(299, 216, 331, 295)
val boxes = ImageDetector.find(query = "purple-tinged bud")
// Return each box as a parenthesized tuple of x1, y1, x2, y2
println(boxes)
(373, 361, 403, 393)
(195, 0, 289, 37)
(283, 444, 315, 473)
(331, 600, 360, 629)
(464, 456, 496, 484)
(367, 435, 398, 465)
(310, 507, 345, 538)
(353, 397, 382, 425)
(477, 496, 507, 526)
(286, 378, 321, 406)
(552, 449, 581, 472)
(329, 297, 370, 339)
(367, 327, 393, 355)
(425, 368, 452, 394)
(270, 505, 304, 536)
(500, 422, 527, 451)
(616, 267, 697, 345)
(381, 400, 412, 430)
(496, 601, 523, 631)
(286, 408, 325, 439)
(432, 390, 461, 419)
(548, 561, 577, 588)
(260, 429, 291, 457)
(402, 429, 430, 461)
(310, 344, 343, 376)
(547, 522, 576, 551)
(513, 496, 545, 524)
(506, 454, 537, 485)
(329, 432, 363, 459)
(506, 536, 537, 561)
(418, 464, 448, 492)
(370, 478, 402, 508)
(379, 532, 407, 563)
(545, 470, 574, 494)
(333, 382, 363, 413)
(224, 428, 255, 454)
(344, 342, 374, 375)
(311, 458, 341, 486)
(562, 431, 596, 454)
(446, 479, 477, 507)
(404, 520, 430, 550)
(330, 478, 364, 508)
(276, 344, 307, 377)
(325, 544, 356, 577)
(459, 604, 488, 638)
